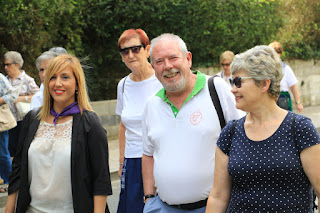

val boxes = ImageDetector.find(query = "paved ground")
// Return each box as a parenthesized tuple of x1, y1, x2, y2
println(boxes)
(0, 105, 319, 212)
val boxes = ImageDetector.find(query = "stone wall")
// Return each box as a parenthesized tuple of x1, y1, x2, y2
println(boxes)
(197, 59, 320, 106)
(91, 59, 320, 139)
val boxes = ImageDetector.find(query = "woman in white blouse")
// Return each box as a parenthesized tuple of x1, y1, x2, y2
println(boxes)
(5, 54, 112, 213)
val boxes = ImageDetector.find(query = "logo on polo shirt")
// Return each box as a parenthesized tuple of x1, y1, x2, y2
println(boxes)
(190, 111, 202, 125)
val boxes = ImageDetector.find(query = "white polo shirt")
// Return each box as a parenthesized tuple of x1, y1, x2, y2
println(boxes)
(142, 71, 245, 205)
(280, 62, 298, 92)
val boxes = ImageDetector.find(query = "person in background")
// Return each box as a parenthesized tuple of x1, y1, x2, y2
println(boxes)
(142, 33, 244, 213)
(49, 46, 68, 54)
(5, 54, 112, 213)
(269, 41, 303, 113)
(206, 45, 320, 212)
(216, 51, 234, 87)
(4, 51, 39, 157)
(116, 29, 162, 213)
(31, 50, 64, 110)
(0, 73, 17, 193)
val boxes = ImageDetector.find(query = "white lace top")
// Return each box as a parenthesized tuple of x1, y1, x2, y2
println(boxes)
(28, 119, 74, 213)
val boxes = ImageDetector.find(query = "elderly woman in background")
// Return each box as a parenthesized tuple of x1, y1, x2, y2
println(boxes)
(116, 29, 162, 213)
(5, 54, 112, 213)
(206, 45, 320, 212)
(269, 41, 303, 113)
(216, 51, 235, 87)
(4, 51, 39, 157)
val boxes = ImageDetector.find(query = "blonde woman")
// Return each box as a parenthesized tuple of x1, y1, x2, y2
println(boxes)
(217, 51, 235, 87)
(5, 54, 112, 213)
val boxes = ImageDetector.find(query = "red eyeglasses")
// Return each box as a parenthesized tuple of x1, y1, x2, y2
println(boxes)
(119, 45, 144, 56)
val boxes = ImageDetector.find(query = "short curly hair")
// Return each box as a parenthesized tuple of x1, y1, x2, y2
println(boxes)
(231, 45, 283, 99)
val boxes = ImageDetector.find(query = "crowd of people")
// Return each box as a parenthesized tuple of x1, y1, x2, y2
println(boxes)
(0, 28, 319, 213)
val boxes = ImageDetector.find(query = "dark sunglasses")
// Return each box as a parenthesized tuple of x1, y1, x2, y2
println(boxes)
(119, 45, 144, 56)
(221, 63, 231, 67)
(232, 77, 253, 88)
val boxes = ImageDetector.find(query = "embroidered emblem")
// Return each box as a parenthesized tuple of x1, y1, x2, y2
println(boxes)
(190, 111, 202, 125)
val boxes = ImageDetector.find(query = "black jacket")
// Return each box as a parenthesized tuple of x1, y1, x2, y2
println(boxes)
(8, 110, 112, 212)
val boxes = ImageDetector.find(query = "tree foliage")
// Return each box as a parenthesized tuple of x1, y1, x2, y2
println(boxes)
(0, 0, 318, 100)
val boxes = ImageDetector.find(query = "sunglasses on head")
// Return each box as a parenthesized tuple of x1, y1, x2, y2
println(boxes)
(232, 77, 253, 88)
(119, 45, 144, 56)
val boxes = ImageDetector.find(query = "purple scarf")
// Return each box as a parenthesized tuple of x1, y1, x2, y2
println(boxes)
(50, 102, 82, 125)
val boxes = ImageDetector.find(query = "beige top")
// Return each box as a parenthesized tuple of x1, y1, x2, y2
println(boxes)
(28, 119, 73, 213)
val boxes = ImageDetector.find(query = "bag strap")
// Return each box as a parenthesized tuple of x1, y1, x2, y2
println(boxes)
(208, 76, 226, 129)
(122, 76, 128, 94)
(17, 74, 26, 96)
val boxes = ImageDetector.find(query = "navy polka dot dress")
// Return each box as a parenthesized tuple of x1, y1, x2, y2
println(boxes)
(217, 112, 320, 212)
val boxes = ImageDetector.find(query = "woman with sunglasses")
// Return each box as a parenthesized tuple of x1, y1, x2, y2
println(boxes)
(216, 51, 235, 87)
(5, 54, 112, 212)
(269, 41, 303, 113)
(116, 29, 162, 213)
(206, 45, 320, 212)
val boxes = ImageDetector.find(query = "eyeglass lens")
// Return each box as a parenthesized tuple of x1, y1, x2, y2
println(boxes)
(221, 63, 231, 67)
(233, 77, 242, 88)
(120, 45, 143, 56)
(232, 77, 253, 88)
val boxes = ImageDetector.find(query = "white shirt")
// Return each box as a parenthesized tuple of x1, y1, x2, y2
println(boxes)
(116, 74, 163, 158)
(216, 71, 233, 88)
(142, 75, 245, 204)
(28, 119, 73, 212)
(280, 62, 298, 92)
(30, 83, 44, 110)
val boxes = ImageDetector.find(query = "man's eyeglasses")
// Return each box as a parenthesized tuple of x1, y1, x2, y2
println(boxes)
(221, 63, 231, 67)
(232, 77, 253, 88)
(119, 45, 144, 56)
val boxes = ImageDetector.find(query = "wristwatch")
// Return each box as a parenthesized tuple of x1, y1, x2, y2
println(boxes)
(144, 194, 155, 202)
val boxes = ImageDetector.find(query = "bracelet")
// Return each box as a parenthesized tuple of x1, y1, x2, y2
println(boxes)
(144, 194, 155, 201)
(119, 163, 124, 165)
(25, 96, 29, 102)
(296, 101, 301, 104)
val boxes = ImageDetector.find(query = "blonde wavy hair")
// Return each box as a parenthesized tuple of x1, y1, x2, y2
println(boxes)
(39, 54, 93, 122)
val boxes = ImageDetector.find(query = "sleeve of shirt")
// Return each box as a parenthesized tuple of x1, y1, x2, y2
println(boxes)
(294, 114, 320, 152)
(0, 73, 17, 104)
(30, 92, 41, 110)
(86, 112, 112, 196)
(213, 77, 246, 123)
(142, 99, 154, 156)
(217, 120, 236, 156)
(284, 65, 298, 88)
(116, 77, 125, 116)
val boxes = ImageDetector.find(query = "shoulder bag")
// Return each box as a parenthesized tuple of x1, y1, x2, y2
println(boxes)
(0, 103, 17, 131)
